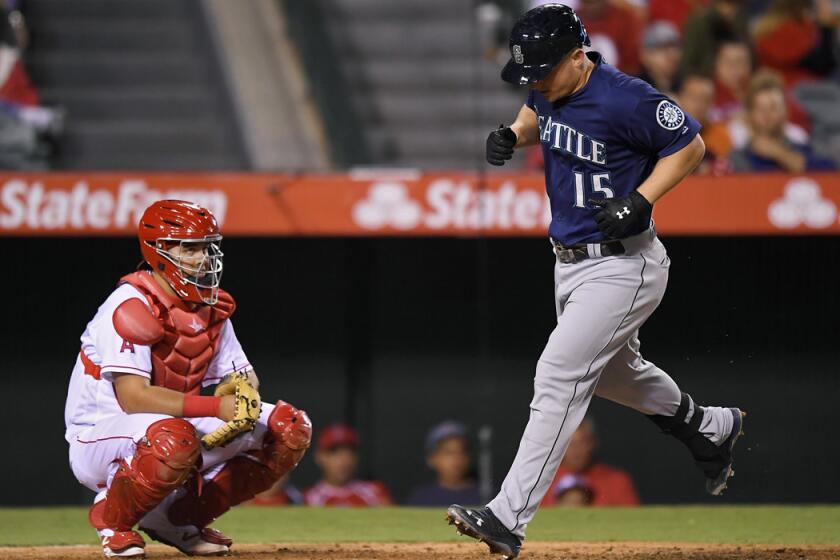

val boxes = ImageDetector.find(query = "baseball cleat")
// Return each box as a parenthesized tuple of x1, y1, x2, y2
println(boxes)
(140, 508, 231, 557)
(706, 408, 746, 496)
(446, 504, 522, 559)
(140, 525, 231, 556)
(98, 529, 146, 558)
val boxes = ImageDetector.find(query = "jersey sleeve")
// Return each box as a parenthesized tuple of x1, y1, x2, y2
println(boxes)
(618, 88, 701, 158)
(89, 286, 154, 381)
(204, 319, 251, 386)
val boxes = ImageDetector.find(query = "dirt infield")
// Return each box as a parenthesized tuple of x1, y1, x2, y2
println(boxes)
(2, 542, 838, 560)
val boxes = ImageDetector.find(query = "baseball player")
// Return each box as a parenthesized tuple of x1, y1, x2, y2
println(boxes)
(446, 5, 745, 558)
(64, 200, 312, 558)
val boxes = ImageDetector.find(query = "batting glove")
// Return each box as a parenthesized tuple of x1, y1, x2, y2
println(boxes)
(486, 126, 517, 166)
(589, 191, 652, 240)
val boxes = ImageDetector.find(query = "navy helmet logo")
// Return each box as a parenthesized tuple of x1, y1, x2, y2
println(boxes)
(512, 44, 524, 64)
(656, 100, 685, 130)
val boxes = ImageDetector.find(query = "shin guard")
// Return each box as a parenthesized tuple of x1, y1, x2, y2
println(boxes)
(95, 419, 200, 531)
(168, 400, 312, 529)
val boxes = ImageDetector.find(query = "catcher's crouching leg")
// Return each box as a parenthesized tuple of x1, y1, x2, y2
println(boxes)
(168, 400, 312, 529)
(90, 418, 200, 557)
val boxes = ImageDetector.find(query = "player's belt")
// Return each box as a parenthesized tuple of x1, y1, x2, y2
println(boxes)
(550, 238, 625, 264)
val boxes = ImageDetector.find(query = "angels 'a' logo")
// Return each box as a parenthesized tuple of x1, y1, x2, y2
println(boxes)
(512, 44, 524, 64)
(656, 100, 685, 130)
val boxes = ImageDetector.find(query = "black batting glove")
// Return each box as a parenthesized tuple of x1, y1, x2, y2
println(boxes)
(486, 126, 517, 166)
(589, 191, 653, 240)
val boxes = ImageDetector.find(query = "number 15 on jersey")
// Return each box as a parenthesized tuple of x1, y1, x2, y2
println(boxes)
(573, 171, 613, 208)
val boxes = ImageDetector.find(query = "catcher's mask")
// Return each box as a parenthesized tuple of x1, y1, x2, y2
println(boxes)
(138, 200, 224, 305)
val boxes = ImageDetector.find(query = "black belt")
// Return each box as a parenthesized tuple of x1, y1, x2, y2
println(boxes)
(551, 238, 625, 264)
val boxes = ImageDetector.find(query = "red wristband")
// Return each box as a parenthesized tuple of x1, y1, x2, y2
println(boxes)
(182, 395, 221, 418)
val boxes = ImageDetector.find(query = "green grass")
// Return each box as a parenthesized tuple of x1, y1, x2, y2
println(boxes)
(1, 506, 838, 547)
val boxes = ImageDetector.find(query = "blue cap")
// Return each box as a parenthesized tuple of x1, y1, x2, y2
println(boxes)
(425, 421, 468, 455)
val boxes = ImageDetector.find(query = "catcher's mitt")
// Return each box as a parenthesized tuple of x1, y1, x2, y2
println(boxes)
(201, 372, 261, 450)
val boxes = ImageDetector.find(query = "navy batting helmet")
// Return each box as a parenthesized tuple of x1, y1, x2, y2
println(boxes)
(501, 4, 591, 86)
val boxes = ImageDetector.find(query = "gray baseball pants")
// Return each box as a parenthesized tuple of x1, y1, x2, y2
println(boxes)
(487, 227, 734, 538)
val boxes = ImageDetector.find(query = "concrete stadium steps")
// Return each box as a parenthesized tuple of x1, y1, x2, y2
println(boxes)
(24, 0, 246, 170)
(28, 53, 209, 87)
(355, 92, 523, 126)
(323, 0, 522, 168)
(39, 88, 218, 120)
(328, 21, 476, 58)
(25, 0, 187, 20)
(31, 21, 195, 51)
(343, 58, 506, 90)
(329, 0, 470, 20)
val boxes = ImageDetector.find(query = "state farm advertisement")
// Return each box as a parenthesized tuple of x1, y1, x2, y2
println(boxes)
(0, 171, 839, 236)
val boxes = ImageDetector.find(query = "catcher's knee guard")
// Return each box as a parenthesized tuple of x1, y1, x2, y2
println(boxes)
(97, 418, 200, 531)
(647, 392, 728, 478)
(168, 400, 311, 529)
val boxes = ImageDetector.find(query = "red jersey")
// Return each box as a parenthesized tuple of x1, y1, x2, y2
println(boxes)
(541, 463, 640, 507)
(304, 480, 392, 507)
(577, 4, 643, 75)
(756, 20, 823, 87)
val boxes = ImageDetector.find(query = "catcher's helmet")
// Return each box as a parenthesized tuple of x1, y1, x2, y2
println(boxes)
(501, 3, 591, 86)
(138, 200, 224, 305)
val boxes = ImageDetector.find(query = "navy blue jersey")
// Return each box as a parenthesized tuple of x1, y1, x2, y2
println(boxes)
(527, 52, 701, 245)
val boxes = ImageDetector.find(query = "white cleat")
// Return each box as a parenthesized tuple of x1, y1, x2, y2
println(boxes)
(98, 529, 145, 558)
(139, 507, 231, 556)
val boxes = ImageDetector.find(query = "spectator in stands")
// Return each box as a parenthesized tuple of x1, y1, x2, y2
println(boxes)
(0, 2, 62, 169)
(710, 40, 753, 123)
(730, 72, 836, 172)
(681, 0, 749, 76)
(638, 21, 684, 98)
(250, 474, 305, 506)
(541, 418, 640, 507)
(576, 0, 644, 75)
(304, 424, 392, 507)
(678, 74, 733, 174)
(753, 0, 838, 87)
(405, 421, 481, 507)
(648, 0, 712, 31)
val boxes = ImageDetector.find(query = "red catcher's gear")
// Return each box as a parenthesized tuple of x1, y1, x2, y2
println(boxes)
(168, 401, 312, 529)
(138, 200, 224, 305)
(92, 419, 201, 532)
(116, 271, 235, 394)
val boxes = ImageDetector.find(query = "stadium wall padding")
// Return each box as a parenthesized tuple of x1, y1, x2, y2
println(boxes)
(2, 236, 838, 505)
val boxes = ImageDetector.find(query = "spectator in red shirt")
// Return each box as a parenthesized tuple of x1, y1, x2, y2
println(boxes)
(648, 0, 712, 31)
(542, 418, 640, 507)
(576, 0, 644, 75)
(710, 40, 753, 123)
(753, 0, 838, 87)
(304, 424, 393, 507)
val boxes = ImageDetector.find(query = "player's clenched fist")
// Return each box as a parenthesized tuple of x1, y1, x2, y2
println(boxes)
(486, 126, 517, 166)
(589, 191, 652, 240)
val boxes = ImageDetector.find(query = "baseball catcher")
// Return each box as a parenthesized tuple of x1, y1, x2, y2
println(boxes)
(64, 200, 312, 558)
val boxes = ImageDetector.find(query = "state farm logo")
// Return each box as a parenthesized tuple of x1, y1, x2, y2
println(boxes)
(767, 178, 837, 229)
(0, 178, 227, 230)
(352, 179, 550, 231)
(352, 182, 422, 230)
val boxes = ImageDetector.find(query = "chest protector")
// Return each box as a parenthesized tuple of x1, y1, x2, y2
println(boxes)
(118, 271, 235, 394)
